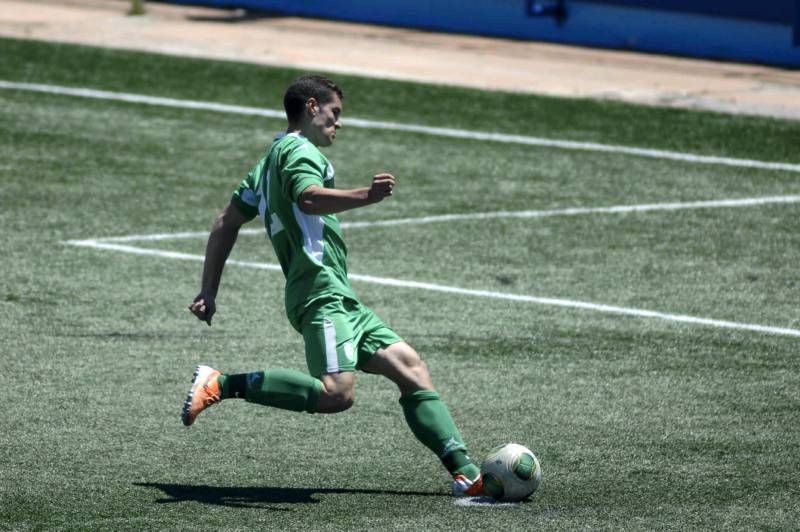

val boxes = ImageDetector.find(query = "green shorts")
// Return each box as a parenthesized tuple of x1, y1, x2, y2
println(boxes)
(300, 297, 403, 378)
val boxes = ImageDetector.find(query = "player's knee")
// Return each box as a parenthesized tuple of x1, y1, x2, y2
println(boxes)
(318, 376, 356, 413)
(329, 387, 355, 412)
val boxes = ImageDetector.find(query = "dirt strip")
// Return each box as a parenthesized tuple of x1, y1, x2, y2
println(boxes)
(2, 0, 799, 120)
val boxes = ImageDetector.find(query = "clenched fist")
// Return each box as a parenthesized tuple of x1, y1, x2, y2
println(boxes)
(189, 293, 216, 326)
(368, 173, 396, 202)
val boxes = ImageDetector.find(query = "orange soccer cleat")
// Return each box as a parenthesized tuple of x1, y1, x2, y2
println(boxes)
(452, 474, 485, 497)
(181, 365, 222, 426)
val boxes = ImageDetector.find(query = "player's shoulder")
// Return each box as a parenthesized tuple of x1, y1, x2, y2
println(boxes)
(278, 133, 326, 164)
(277, 132, 314, 152)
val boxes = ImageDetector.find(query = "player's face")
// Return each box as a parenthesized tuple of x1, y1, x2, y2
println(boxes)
(307, 94, 342, 147)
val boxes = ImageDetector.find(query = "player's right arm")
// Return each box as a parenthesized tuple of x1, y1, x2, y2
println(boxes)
(298, 173, 396, 215)
(189, 201, 250, 325)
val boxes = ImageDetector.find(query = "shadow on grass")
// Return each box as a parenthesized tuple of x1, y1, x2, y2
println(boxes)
(134, 482, 443, 509)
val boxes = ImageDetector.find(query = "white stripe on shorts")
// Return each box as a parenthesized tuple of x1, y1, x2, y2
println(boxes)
(323, 319, 339, 373)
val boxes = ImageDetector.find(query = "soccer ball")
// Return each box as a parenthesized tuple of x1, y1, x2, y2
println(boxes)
(480, 443, 542, 501)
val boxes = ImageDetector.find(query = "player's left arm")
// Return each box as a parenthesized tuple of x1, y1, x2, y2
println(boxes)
(298, 173, 396, 215)
(189, 201, 250, 325)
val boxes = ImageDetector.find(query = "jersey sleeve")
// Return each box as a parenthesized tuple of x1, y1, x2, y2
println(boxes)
(281, 143, 326, 203)
(230, 168, 260, 221)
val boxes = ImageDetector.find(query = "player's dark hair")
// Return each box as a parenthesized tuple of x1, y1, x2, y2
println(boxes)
(283, 75, 343, 123)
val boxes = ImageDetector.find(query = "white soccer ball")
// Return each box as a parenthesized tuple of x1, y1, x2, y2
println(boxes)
(480, 443, 542, 501)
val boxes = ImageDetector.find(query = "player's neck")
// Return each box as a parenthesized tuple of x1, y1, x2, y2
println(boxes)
(286, 125, 314, 144)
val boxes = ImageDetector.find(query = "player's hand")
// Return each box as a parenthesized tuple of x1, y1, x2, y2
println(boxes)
(368, 173, 396, 202)
(189, 293, 216, 326)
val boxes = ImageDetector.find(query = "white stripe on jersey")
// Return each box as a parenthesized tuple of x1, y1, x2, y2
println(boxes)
(269, 213, 284, 236)
(292, 204, 325, 264)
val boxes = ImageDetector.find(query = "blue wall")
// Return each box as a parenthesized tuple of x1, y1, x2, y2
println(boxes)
(165, 0, 800, 68)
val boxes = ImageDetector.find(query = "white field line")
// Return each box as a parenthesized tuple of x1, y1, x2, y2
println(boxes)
(337, 194, 800, 229)
(3, 80, 800, 173)
(72, 194, 800, 244)
(452, 497, 520, 507)
(64, 239, 800, 338)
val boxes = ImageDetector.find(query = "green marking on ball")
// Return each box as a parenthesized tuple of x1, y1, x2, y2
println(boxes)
(513, 453, 536, 481)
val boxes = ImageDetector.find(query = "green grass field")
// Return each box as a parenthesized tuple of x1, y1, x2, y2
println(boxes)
(1, 37, 799, 530)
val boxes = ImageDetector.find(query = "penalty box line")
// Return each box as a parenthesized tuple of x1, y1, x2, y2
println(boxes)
(2, 80, 800, 174)
(64, 239, 800, 338)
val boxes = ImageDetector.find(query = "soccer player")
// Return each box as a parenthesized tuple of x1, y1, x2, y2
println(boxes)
(183, 75, 483, 497)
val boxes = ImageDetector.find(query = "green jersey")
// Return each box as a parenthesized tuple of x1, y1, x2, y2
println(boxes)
(231, 133, 357, 330)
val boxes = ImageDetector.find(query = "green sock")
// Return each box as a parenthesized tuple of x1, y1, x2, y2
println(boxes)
(399, 390, 480, 480)
(220, 369, 321, 413)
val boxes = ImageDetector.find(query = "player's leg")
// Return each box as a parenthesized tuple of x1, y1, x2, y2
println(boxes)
(181, 365, 325, 425)
(360, 341, 432, 394)
(361, 341, 482, 494)
(181, 366, 356, 424)
(182, 300, 360, 425)
(222, 367, 353, 413)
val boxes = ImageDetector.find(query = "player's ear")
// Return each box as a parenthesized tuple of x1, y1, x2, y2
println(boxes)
(306, 97, 318, 117)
